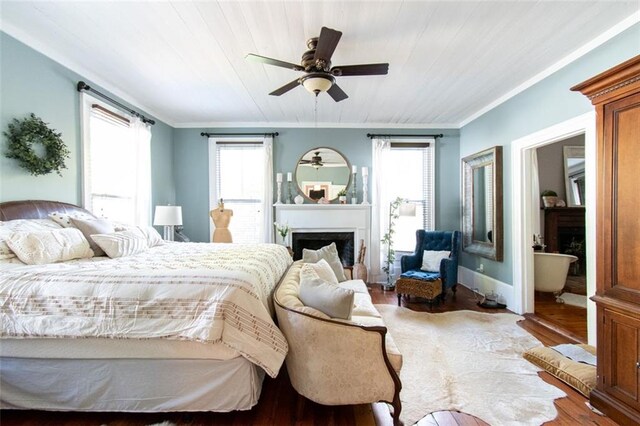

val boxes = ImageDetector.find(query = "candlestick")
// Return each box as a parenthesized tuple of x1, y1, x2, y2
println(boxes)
(275, 181, 283, 204)
(351, 165, 357, 174)
(287, 172, 292, 182)
(351, 171, 357, 204)
(361, 174, 369, 205)
(276, 173, 283, 183)
(286, 181, 293, 204)
(362, 166, 368, 177)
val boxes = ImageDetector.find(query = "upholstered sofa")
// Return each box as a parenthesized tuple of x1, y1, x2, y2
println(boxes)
(274, 261, 402, 425)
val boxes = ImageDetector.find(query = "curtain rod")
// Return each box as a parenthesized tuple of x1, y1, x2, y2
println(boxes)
(77, 81, 156, 125)
(201, 132, 279, 137)
(366, 133, 443, 139)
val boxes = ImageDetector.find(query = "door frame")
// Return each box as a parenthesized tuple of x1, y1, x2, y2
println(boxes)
(511, 112, 597, 344)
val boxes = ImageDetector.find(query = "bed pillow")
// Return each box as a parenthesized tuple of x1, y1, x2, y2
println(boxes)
(91, 230, 149, 258)
(0, 219, 64, 260)
(137, 226, 165, 247)
(421, 250, 450, 272)
(49, 211, 95, 228)
(70, 217, 115, 256)
(300, 259, 339, 284)
(5, 228, 94, 265)
(302, 242, 347, 282)
(299, 276, 354, 320)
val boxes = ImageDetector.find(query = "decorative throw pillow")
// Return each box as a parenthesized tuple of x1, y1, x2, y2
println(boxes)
(70, 217, 115, 256)
(137, 226, 165, 247)
(302, 242, 347, 282)
(0, 219, 64, 260)
(91, 230, 149, 258)
(6, 228, 94, 265)
(300, 259, 339, 284)
(299, 276, 354, 320)
(49, 211, 95, 228)
(421, 250, 451, 272)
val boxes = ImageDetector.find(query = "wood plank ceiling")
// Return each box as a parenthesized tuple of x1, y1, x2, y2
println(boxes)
(1, 1, 638, 127)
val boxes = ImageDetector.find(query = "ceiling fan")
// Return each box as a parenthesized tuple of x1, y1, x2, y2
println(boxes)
(299, 151, 324, 167)
(246, 27, 389, 102)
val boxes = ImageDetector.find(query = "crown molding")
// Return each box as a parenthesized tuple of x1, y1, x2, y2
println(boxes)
(459, 12, 640, 128)
(173, 121, 459, 130)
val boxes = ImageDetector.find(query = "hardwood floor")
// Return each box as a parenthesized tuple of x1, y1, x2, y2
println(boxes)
(1, 284, 614, 426)
(534, 290, 588, 343)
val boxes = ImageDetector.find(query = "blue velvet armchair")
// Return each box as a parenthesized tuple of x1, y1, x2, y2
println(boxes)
(400, 230, 461, 299)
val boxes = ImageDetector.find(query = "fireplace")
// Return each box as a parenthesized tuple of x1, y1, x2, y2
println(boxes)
(292, 232, 355, 266)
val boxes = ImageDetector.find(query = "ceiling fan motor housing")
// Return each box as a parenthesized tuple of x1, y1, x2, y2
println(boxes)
(302, 37, 330, 72)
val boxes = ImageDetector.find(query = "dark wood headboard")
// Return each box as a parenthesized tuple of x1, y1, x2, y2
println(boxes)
(0, 200, 95, 221)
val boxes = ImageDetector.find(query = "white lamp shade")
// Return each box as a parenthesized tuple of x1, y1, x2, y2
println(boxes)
(399, 202, 417, 217)
(153, 206, 183, 226)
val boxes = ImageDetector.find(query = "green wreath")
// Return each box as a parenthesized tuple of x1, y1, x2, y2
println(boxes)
(3, 113, 70, 176)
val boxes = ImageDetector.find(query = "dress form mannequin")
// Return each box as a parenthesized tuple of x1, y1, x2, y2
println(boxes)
(210, 199, 233, 243)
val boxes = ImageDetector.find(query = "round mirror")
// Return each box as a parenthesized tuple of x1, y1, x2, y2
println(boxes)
(295, 147, 351, 202)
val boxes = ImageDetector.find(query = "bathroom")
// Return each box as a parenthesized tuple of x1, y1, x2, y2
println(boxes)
(532, 134, 587, 342)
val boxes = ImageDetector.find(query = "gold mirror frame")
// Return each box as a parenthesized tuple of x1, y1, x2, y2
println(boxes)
(462, 146, 503, 261)
(294, 147, 351, 202)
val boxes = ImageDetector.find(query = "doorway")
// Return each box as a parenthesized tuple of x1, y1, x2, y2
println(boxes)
(511, 112, 597, 345)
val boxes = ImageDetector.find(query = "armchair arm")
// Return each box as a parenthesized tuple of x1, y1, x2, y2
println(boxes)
(401, 253, 421, 272)
(440, 257, 458, 290)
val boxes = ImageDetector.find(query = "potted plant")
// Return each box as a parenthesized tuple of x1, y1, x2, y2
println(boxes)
(541, 190, 558, 208)
(337, 188, 348, 204)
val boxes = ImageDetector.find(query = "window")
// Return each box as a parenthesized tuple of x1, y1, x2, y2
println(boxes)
(81, 95, 151, 225)
(209, 139, 273, 244)
(383, 141, 435, 252)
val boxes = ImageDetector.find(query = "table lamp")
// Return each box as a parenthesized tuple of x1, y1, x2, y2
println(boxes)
(153, 205, 183, 241)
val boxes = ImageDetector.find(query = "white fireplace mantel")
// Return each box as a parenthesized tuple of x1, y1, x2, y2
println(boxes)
(274, 204, 371, 267)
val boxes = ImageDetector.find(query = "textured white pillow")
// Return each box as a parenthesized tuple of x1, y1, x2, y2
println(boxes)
(0, 219, 64, 260)
(302, 242, 347, 282)
(48, 211, 95, 228)
(91, 230, 149, 258)
(300, 259, 339, 284)
(420, 250, 451, 272)
(299, 276, 354, 320)
(137, 226, 165, 247)
(6, 228, 94, 265)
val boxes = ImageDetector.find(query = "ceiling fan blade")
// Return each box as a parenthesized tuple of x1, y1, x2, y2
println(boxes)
(314, 27, 342, 62)
(269, 78, 301, 96)
(327, 84, 348, 102)
(246, 54, 304, 71)
(331, 63, 389, 76)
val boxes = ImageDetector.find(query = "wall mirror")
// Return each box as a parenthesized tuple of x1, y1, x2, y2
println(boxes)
(563, 146, 585, 207)
(295, 147, 351, 202)
(462, 146, 503, 261)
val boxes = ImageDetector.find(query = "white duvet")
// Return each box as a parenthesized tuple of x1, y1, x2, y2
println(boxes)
(0, 242, 292, 378)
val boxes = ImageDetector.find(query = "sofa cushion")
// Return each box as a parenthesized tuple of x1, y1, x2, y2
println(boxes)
(301, 259, 338, 284)
(338, 279, 369, 294)
(299, 277, 354, 320)
(400, 270, 441, 281)
(352, 292, 382, 318)
(302, 242, 347, 282)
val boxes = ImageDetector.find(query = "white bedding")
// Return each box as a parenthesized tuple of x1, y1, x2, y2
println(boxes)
(0, 242, 292, 377)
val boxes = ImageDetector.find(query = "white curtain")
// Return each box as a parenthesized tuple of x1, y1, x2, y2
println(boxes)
(131, 117, 152, 227)
(371, 137, 391, 283)
(531, 149, 541, 239)
(262, 135, 274, 243)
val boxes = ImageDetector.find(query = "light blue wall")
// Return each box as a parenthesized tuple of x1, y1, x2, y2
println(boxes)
(0, 32, 175, 209)
(174, 127, 460, 242)
(459, 23, 640, 284)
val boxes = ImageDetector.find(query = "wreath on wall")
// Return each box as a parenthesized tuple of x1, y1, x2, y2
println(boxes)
(3, 113, 70, 176)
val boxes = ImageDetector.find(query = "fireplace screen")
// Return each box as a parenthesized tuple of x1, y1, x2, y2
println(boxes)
(291, 232, 355, 266)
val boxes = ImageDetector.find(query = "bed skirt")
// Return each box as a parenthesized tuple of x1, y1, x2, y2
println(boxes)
(0, 356, 264, 412)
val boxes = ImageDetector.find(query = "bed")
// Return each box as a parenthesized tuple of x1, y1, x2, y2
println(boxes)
(0, 200, 292, 412)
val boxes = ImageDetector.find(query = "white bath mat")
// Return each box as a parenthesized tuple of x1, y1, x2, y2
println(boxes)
(559, 293, 587, 308)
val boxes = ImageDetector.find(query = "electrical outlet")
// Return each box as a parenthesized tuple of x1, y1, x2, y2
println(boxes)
(476, 263, 484, 273)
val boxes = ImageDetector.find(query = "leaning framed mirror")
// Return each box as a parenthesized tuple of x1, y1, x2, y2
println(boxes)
(462, 146, 503, 261)
(563, 146, 585, 207)
(294, 147, 351, 202)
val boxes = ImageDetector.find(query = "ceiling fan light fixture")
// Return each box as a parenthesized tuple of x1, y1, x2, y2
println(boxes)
(301, 73, 334, 94)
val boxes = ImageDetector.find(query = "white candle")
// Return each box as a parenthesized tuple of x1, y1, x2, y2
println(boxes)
(287, 172, 292, 182)
(276, 173, 283, 183)
(362, 166, 368, 176)
(352, 165, 357, 174)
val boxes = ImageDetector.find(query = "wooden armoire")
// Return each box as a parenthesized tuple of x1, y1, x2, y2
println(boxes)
(572, 55, 640, 425)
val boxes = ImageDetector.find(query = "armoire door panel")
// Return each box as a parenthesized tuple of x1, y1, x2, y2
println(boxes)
(604, 309, 640, 410)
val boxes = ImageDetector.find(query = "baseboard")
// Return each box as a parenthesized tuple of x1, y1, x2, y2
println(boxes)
(457, 266, 514, 310)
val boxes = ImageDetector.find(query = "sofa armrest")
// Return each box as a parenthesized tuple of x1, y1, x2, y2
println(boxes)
(440, 257, 458, 289)
(401, 253, 421, 272)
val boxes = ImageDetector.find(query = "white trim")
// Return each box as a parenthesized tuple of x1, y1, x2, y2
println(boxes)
(511, 112, 597, 345)
(459, 12, 640, 127)
(174, 121, 458, 129)
(457, 266, 514, 311)
(0, 21, 175, 128)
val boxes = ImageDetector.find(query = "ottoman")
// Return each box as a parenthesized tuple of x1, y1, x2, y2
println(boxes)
(396, 277, 442, 308)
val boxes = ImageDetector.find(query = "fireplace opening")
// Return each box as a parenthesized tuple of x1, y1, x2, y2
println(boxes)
(292, 232, 355, 266)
